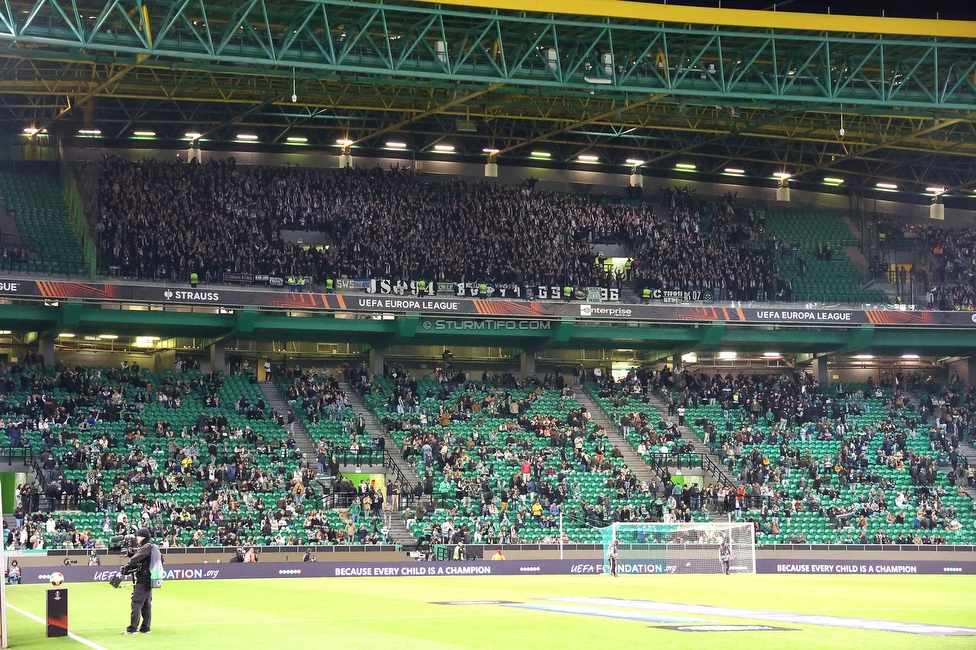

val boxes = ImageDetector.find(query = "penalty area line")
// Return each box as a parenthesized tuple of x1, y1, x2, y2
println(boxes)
(6, 603, 108, 650)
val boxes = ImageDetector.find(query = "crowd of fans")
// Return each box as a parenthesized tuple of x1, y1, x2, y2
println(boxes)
(3, 351, 976, 551)
(590, 364, 974, 545)
(631, 188, 790, 301)
(903, 225, 976, 310)
(354, 362, 717, 547)
(0, 360, 394, 550)
(97, 158, 658, 288)
(96, 159, 816, 302)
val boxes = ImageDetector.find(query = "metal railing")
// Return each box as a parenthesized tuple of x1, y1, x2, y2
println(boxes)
(333, 449, 385, 467)
(0, 443, 33, 464)
(642, 452, 707, 472)
(383, 450, 414, 491)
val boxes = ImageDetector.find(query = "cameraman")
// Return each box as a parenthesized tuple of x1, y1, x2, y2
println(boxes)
(120, 527, 162, 635)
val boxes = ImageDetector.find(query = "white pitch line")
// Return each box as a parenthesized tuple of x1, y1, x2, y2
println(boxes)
(70, 610, 535, 631)
(6, 603, 109, 650)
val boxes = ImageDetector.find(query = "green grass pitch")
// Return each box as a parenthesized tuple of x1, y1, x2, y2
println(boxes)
(4, 574, 976, 649)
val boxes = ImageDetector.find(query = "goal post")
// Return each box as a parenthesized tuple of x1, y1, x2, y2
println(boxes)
(600, 521, 756, 575)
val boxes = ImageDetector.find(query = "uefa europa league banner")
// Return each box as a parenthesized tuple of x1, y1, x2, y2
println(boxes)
(2, 278, 976, 326)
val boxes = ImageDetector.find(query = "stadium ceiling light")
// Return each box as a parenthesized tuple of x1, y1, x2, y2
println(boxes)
(236, 134, 258, 140)
(336, 138, 353, 146)
(23, 127, 45, 135)
(132, 131, 156, 137)
(78, 129, 101, 135)
(824, 177, 845, 184)
(578, 154, 599, 162)
(83, 335, 98, 341)
(762, 352, 781, 358)
(718, 351, 737, 360)
(530, 151, 551, 158)
(926, 186, 946, 194)
(876, 182, 898, 189)
(773, 172, 791, 179)
(386, 141, 407, 149)
(0, 330, 11, 335)
(483, 148, 500, 154)
(724, 168, 745, 174)
(185, 132, 202, 139)
(626, 159, 645, 165)
(57, 333, 75, 338)
(97, 334, 119, 340)
(583, 76, 612, 85)
(680, 352, 697, 363)
(286, 136, 308, 143)
(901, 354, 919, 360)
(675, 163, 697, 170)
(855, 354, 874, 360)
(434, 144, 456, 152)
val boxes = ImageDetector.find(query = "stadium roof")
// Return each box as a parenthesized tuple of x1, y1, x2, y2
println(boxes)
(2, 0, 976, 197)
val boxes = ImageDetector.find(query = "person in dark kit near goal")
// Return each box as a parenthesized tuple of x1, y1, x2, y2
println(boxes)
(719, 541, 732, 575)
(607, 539, 619, 577)
(121, 527, 163, 634)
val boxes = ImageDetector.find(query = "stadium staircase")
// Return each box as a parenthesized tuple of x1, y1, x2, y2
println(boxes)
(616, 285, 640, 304)
(258, 382, 318, 462)
(573, 389, 662, 487)
(955, 441, 976, 501)
(643, 392, 739, 488)
(384, 514, 416, 550)
(339, 381, 420, 487)
(0, 201, 23, 244)
(902, 392, 976, 501)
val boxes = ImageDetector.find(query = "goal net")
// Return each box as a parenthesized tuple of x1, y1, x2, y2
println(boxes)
(600, 521, 756, 575)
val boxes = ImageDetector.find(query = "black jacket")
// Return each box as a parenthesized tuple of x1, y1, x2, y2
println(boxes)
(121, 541, 153, 585)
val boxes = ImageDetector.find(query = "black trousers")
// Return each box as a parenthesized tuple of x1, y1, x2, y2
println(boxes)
(129, 584, 152, 632)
